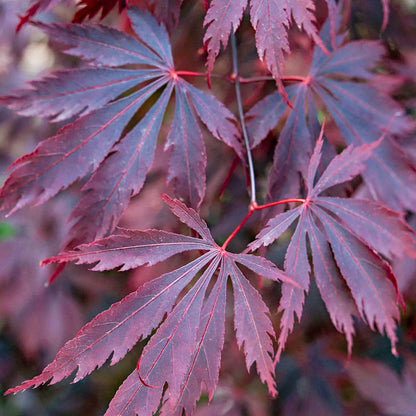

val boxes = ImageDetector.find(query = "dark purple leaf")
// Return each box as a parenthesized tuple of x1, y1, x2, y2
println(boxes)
(8, 198, 296, 414)
(276, 208, 309, 359)
(316, 206, 399, 354)
(0, 80, 166, 215)
(228, 258, 277, 396)
(66, 84, 173, 247)
(306, 211, 356, 355)
(204, 0, 331, 94)
(246, 9, 416, 212)
(0, 9, 241, 245)
(165, 84, 206, 209)
(45, 229, 213, 271)
(251, 135, 408, 355)
(167, 263, 227, 416)
(203, 0, 247, 74)
(6, 253, 215, 392)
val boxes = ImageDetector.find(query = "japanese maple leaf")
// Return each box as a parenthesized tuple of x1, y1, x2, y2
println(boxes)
(246, 7, 416, 213)
(140, 0, 184, 32)
(203, 0, 335, 96)
(16, 0, 67, 31)
(249, 132, 416, 359)
(19, 0, 183, 31)
(73, 0, 182, 27)
(73, 0, 130, 22)
(6, 196, 297, 416)
(0, 9, 242, 248)
(349, 356, 416, 416)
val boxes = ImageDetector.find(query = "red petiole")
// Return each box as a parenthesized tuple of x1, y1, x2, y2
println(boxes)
(221, 198, 305, 250)
(175, 71, 305, 85)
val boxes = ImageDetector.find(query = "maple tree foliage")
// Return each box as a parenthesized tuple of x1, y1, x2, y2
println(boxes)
(1, 8, 241, 248)
(249, 131, 414, 359)
(246, 11, 416, 212)
(7, 195, 296, 415)
(1, 0, 416, 415)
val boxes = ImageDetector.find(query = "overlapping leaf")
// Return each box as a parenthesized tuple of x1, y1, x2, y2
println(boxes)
(73, 0, 131, 22)
(246, 8, 416, 212)
(203, 0, 335, 95)
(7, 196, 296, 415)
(73, 0, 183, 31)
(16, 0, 65, 31)
(0, 9, 241, 248)
(250, 133, 415, 359)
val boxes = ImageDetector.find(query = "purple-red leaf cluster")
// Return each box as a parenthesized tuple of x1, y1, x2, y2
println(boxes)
(0, 9, 241, 250)
(7, 197, 296, 415)
(250, 133, 415, 358)
(246, 11, 416, 212)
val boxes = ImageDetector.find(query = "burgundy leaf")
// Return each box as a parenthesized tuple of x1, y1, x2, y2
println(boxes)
(316, 41, 385, 79)
(306, 211, 356, 355)
(44, 229, 213, 271)
(8, 198, 296, 415)
(167, 263, 227, 416)
(250, 0, 325, 95)
(316, 197, 416, 259)
(66, 84, 173, 247)
(227, 257, 277, 396)
(0, 80, 165, 215)
(310, 140, 378, 196)
(73, 0, 128, 23)
(6, 253, 215, 393)
(203, 0, 247, 74)
(315, 206, 399, 354)
(305, 122, 324, 191)
(0, 9, 241, 244)
(267, 84, 313, 203)
(134, 256, 221, 413)
(249, 205, 303, 251)
(276, 208, 309, 360)
(127, 9, 173, 66)
(165, 84, 206, 209)
(183, 80, 243, 158)
(204, 0, 331, 92)
(162, 194, 216, 243)
(246, 9, 416, 212)
(144, 0, 184, 33)
(251, 136, 406, 355)
(36, 20, 165, 67)
(314, 80, 416, 212)
(246, 85, 297, 148)
(230, 252, 296, 285)
(0, 68, 160, 122)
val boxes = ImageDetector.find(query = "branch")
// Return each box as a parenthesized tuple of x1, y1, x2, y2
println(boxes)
(231, 32, 256, 204)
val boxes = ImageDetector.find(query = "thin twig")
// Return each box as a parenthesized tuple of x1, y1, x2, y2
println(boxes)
(231, 32, 256, 204)
(221, 198, 305, 250)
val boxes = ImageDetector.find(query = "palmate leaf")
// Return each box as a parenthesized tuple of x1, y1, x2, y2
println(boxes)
(16, 0, 65, 31)
(250, 134, 416, 359)
(246, 8, 416, 212)
(0, 9, 242, 248)
(203, 0, 334, 95)
(18, 0, 183, 31)
(7, 196, 296, 415)
(72, 0, 134, 23)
